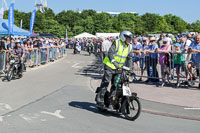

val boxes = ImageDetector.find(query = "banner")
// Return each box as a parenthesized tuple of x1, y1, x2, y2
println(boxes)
(0, 8, 4, 19)
(8, 3, 14, 35)
(30, 9, 36, 36)
(66, 29, 68, 40)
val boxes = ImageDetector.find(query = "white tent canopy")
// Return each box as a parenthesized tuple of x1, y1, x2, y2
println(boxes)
(96, 33, 120, 38)
(74, 32, 96, 38)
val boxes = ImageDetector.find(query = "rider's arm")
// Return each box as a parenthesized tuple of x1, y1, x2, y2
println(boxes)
(126, 51, 133, 69)
(108, 42, 116, 62)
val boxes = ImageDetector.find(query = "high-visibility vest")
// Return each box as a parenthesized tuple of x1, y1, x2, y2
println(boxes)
(103, 40, 132, 69)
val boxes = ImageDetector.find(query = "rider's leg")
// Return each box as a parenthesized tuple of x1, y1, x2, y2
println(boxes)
(96, 67, 113, 105)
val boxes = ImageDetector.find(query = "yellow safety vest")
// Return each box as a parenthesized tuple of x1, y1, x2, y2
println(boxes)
(103, 40, 132, 69)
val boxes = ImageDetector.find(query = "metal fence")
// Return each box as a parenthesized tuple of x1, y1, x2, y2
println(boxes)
(132, 52, 200, 87)
(0, 46, 67, 74)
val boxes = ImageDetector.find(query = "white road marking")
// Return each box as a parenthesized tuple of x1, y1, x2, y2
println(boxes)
(0, 103, 12, 111)
(41, 110, 65, 119)
(72, 63, 82, 68)
(19, 114, 40, 122)
(40, 119, 47, 122)
(184, 108, 200, 110)
(0, 116, 4, 122)
(19, 114, 32, 122)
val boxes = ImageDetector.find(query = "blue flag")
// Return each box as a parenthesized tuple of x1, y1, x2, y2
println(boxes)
(8, 3, 14, 35)
(30, 9, 36, 36)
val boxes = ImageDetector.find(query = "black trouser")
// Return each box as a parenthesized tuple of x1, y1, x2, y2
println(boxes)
(149, 58, 159, 82)
(145, 56, 150, 80)
(99, 66, 117, 92)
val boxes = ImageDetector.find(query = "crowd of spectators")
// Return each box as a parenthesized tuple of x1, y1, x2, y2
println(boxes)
(1, 32, 200, 89)
(0, 37, 67, 74)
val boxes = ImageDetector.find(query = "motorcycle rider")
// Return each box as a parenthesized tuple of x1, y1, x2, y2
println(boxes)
(12, 40, 25, 76)
(96, 31, 133, 107)
(86, 39, 94, 53)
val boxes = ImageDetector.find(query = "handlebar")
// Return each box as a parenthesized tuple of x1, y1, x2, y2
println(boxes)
(10, 55, 19, 58)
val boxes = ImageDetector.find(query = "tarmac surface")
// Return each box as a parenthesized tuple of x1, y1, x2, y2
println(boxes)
(0, 49, 199, 133)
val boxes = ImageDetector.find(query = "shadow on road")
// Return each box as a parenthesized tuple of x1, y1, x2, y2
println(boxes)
(68, 101, 123, 119)
(75, 53, 103, 80)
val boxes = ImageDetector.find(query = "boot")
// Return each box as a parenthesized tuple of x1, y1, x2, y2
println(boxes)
(96, 89, 106, 107)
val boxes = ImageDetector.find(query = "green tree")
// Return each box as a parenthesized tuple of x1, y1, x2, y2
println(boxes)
(191, 20, 200, 32)
(164, 14, 188, 33)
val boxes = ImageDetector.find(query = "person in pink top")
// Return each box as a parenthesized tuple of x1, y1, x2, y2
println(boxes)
(157, 38, 171, 87)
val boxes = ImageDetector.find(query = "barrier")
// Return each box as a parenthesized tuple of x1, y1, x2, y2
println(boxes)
(0, 46, 67, 75)
(132, 51, 200, 87)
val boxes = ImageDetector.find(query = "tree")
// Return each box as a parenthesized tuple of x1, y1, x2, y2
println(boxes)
(117, 13, 135, 33)
(164, 14, 188, 33)
(94, 12, 113, 32)
(3, 8, 196, 37)
(72, 26, 84, 35)
(141, 13, 170, 33)
(191, 20, 200, 32)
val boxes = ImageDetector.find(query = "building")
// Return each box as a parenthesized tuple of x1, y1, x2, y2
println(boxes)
(78, 10, 136, 16)
(97, 11, 136, 16)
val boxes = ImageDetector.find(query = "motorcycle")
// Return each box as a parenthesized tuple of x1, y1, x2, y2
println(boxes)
(6, 55, 23, 81)
(87, 46, 93, 56)
(73, 44, 81, 54)
(95, 66, 141, 121)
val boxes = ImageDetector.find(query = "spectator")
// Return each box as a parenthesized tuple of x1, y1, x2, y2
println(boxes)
(180, 34, 192, 85)
(157, 34, 164, 48)
(32, 41, 39, 66)
(173, 43, 183, 88)
(145, 37, 159, 84)
(165, 34, 173, 45)
(188, 35, 200, 88)
(158, 38, 171, 86)
(139, 37, 149, 81)
(8, 38, 15, 50)
(27, 39, 33, 66)
(40, 40, 48, 64)
(101, 37, 112, 72)
(132, 38, 142, 69)
(0, 40, 7, 73)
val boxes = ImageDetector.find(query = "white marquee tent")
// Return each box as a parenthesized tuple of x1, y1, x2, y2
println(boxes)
(74, 32, 96, 38)
(96, 33, 120, 38)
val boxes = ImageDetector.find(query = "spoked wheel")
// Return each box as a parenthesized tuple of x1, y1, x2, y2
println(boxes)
(122, 97, 141, 121)
(7, 67, 14, 81)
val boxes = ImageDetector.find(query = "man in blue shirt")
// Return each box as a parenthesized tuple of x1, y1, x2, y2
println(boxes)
(144, 37, 159, 84)
(188, 35, 200, 88)
(132, 38, 142, 73)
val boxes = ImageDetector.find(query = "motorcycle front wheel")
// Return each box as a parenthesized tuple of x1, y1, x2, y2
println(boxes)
(7, 66, 14, 81)
(121, 97, 141, 121)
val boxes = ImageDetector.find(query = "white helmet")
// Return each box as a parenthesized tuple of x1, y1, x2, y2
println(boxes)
(119, 31, 134, 42)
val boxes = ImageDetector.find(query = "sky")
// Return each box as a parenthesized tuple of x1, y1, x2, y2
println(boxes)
(1, 0, 200, 23)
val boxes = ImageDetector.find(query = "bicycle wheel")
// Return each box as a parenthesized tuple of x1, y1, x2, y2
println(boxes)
(122, 97, 141, 121)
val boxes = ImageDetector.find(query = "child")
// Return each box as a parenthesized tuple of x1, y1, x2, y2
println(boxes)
(174, 43, 183, 88)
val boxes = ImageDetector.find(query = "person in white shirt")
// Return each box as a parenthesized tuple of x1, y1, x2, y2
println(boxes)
(100, 38, 112, 73)
(165, 34, 173, 45)
(179, 34, 192, 85)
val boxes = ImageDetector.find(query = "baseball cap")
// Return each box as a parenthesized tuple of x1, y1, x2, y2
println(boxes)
(150, 37, 156, 41)
(142, 37, 147, 41)
(175, 43, 181, 47)
(15, 40, 21, 43)
(163, 38, 168, 42)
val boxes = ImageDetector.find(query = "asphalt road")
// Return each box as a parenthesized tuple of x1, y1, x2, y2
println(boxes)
(0, 49, 200, 133)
